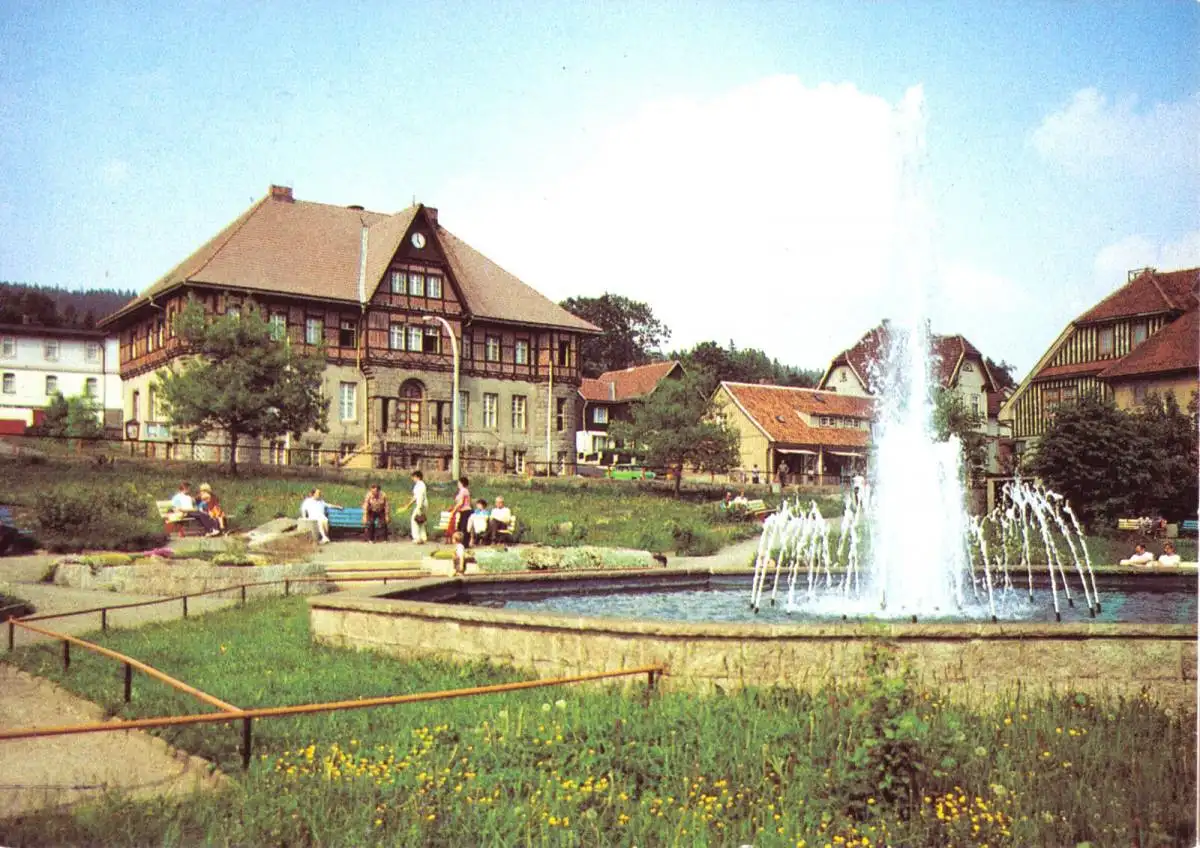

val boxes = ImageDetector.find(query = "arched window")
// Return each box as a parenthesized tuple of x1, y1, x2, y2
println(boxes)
(399, 380, 424, 434)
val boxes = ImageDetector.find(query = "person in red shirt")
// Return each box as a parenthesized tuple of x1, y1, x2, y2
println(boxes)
(449, 476, 472, 547)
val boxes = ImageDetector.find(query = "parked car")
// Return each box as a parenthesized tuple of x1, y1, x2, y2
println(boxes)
(606, 465, 656, 480)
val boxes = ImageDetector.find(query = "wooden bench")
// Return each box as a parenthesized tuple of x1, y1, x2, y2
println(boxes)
(1117, 518, 1142, 532)
(156, 500, 204, 538)
(436, 511, 518, 543)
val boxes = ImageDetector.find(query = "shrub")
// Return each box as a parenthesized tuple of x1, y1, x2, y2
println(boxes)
(34, 483, 167, 553)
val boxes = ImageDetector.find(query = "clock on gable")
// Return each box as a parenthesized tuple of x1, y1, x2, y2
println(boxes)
(411, 232, 427, 249)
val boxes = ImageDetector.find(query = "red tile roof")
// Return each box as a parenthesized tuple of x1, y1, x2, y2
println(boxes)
(1097, 308, 1199, 380)
(1030, 362, 1109, 382)
(720, 382, 873, 448)
(101, 189, 598, 333)
(824, 321, 995, 393)
(579, 361, 682, 402)
(1075, 267, 1199, 324)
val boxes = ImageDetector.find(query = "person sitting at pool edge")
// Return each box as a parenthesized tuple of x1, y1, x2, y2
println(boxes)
(1158, 541, 1181, 567)
(1119, 543, 1155, 566)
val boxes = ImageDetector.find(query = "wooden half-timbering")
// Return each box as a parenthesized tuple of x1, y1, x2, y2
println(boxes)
(1007, 376, 1111, 439)
(1047, 315, 1168, 370)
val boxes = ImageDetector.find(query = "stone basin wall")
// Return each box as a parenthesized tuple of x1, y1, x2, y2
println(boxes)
(56, 561, 329, 596)
(309, 571, 1197, 710)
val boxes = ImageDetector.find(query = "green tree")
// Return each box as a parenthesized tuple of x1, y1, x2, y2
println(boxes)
(1026, 395, 1149, 526)
(1132, 391, 1199, 522)
(984, 356, 1018, 390)
(37, 391, 103, 439)
(675, 339, 820, 396)
(610, 377, 740, 496)
(156, 299, 329, 474)
(931, 388, 988, 484)
(559, 294, 671, 377)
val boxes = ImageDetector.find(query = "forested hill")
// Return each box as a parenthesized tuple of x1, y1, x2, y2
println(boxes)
(0, 282, 136, 328)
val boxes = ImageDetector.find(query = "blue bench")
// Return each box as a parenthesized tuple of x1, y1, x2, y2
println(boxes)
(1182, 519, 1198, 534)
(327, 507, 364, 534)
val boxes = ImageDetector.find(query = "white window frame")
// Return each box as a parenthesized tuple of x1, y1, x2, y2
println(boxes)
(407, 326, 423, 352)
(427, 275, 443, 299)
(1, 372, 14, 394)
(44, 340, 59, 361)
(1098, 326, 1114, 356)
(514, 339, 529, 365)
(339, 382, 357, 421)
(512, 450, 526, 475)
(85, 341, 101, 362)
(305, 318, 323, 346)
(269, 312, 287, 341)
(593, 406, 608, 424)
(482, 392, 498, 429)
(0, 337, 14, 358)
(1132, 322, 1148, 347)
(389, 324, 405, 350)
(512, 395, 527, 431)
(459, 390, 470, 427)
(485, 335, 501, 362)
(85, 377, 98, 398)
(408, 272, 425, 297)
(45, 375, 58, 395)
(390, 270, 405, 294)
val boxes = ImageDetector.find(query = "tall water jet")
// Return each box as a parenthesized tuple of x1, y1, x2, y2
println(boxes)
(865, 85, 969, 615)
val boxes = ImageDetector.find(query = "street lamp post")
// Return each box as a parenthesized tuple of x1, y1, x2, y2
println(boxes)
(423, 315, 460, 479)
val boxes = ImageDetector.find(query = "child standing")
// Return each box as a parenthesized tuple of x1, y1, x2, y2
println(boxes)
(452, 531, 467, 575)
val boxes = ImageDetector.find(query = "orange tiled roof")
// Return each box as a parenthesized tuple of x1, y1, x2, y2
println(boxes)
(1030, 362, 1109, 382)
(721, 382, 873, 448)
(1098, 308, 1200, 380)
(579, 361, 682, 402)
(101, 188, 598, 333)
(1075, 267, 1199, 324)
(826, 322, 995, 393)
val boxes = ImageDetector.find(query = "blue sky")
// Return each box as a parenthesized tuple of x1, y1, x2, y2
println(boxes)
(1, 1, 1196, 376)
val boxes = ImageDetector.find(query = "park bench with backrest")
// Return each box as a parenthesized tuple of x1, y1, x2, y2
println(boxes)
(156, 500, 205, 538)
(326, 506, 365, 537)
(436, 510, 519, 544)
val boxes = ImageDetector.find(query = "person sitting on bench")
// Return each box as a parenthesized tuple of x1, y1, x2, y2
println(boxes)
(468, 499, 490, 546)
(301, 487, 340, 544)
(487, 496, 513, 543)
(169, 481, 220, 536)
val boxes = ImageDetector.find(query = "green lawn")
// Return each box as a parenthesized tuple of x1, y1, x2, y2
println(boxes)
(0, 455, 778, 554)
(3, 597, 1194, 847)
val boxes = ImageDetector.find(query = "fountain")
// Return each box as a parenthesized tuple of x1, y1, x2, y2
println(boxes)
(308, 86, 1196, 709)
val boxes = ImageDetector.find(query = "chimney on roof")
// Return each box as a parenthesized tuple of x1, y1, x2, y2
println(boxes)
(424, 206, 438, 224)
(1128, 266, 1155, 282)
(269, 184, 294, 203)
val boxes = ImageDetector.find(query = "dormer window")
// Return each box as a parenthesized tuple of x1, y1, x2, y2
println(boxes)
(1098, 326, 1114, 356)
(962, 362, 974, 372)
(1131, 322, 1148, 347)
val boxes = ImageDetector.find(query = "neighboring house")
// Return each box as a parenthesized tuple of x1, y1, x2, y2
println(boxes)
(1000, 266, 1199, 453)
(575, 360, 684, 463)
(713, 381, 874, 484)
(818, 320, 1007, 473)
(99, 185, 599, 473)
(0, 324, 121, 433)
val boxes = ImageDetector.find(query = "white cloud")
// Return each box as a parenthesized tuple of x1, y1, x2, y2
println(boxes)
(1030, 88, 1200, 177)
(441, 76, 942, 369)
(1092, 230, 1200, 295)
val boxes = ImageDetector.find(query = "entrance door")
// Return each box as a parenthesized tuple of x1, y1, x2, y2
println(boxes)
(399, 380, 423, 435)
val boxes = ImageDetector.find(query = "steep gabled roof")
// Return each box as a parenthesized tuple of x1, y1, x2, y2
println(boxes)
(822, 322, 995, 393)
(579, 361, 683, 402)
(1097, 308, 1200, 380)
(1075, 267, 1199, 324)
(720, 382, 873, 448)
(100, 188, 599, 334)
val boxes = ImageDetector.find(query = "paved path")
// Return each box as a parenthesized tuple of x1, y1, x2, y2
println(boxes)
(0, 664, 224, 818)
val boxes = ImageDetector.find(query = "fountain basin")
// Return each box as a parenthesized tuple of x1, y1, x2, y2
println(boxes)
(308, 568, 1196, 709)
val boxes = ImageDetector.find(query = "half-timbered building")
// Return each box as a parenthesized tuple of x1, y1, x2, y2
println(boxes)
(100, 185, 598, 472)
(999, 266, 1199, 453)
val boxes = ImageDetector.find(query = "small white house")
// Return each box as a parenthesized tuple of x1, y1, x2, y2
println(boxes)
(0, 323, 122, 432)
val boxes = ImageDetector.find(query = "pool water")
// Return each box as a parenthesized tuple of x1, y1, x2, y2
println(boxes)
(494, 586, 1196, 624)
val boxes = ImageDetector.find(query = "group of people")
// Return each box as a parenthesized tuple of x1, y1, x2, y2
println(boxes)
(168, 481, 227, 537)
(1120, 541, 1183, 567)
(295, 472, 513, 558)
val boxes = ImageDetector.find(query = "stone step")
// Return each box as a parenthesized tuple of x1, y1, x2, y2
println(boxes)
(323, 560, 424, 573)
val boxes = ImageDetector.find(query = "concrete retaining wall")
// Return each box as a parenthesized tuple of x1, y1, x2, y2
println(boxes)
(309, 576, 1197, 709)
(56, 561, 328, 596)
